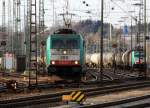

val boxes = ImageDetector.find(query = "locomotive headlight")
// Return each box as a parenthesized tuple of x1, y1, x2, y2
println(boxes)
(63, 51, 67, 54)
(52, 61, 55, 65)
(75, 61, 78, 64)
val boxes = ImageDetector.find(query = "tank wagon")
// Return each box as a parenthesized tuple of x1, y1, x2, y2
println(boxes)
(45, 28, 85, 80)
(85, 48, 145, 70)
(85, 54, 92, 67)
(85, 52, 114, 68)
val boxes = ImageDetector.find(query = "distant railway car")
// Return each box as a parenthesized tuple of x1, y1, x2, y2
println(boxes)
(121, 48, 145, 69)
(90, 52, 113, 68)
(122, 50, 131, 68)
(131, 50, 145, 68)
(115, 52, 124, 68)
(85, 54, 92, 67)
(90, 53, 99, 67)
(46, 29, 85, 80)
(85, 46, 145, 70)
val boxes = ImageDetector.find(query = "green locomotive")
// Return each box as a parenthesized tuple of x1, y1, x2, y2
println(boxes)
(46, 29, 85, 80)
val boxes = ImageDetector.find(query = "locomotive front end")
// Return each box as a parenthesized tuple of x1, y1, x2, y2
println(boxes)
(46, 29, 85, 80)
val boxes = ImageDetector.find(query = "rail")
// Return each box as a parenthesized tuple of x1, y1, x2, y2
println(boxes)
(81, 95, 150, 108)
(0, 81, 150, 108)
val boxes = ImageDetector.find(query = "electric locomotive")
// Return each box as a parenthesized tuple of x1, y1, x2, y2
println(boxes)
(131, 48, 145, 69)
(46, 28, 85, 80)
(120, 47, 145, 69)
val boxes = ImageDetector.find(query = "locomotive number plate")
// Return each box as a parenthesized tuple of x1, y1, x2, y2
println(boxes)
(60, 56, 68, 60)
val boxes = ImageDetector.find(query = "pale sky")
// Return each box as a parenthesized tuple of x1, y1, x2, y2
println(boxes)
(0, 0, 150, 29)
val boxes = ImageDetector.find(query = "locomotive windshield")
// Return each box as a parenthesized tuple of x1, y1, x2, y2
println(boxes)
(134, 51, 144, 57)
(52, 39, 79, 49)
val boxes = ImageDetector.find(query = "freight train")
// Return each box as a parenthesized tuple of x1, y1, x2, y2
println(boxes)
(85, 52, 114, 68)
(86, 48, 145, 70)
(122, 48, 145, 69)
(45, 28, 85, 80)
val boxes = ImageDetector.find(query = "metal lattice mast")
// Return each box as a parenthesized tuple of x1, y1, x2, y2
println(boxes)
(29, 0, 38, 88)
(2, 0, 6, 40)
(39, 0, 45, 66)
(138, 0, 144, 45)
(12, 0, 16, 70)
(23, 0, 26, 55)
(13, 0, 21, 55)
(16, 0, 21, 55)
(39, 0, 44, 33)
(26, 0, 31, 69)
(144, 0, 147, 76)
(2, 0, 6, 69)
(8, 0, 12, 52)
(8, 0, 14, 69)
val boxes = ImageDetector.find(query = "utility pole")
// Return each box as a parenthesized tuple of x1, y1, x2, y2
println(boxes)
(2, 0, 6, 70)
(26, 0, 30, 70)
(2, 0, 5, 35)
(128, 10, 135, 69)
(109, 23, 112, 43)
(100, 0, 104, 82)
(39, 0, 45, 73)
(144, 0, 147, 77)
(131, 16, 133, 69)
(23, 0, 26, 55)
(12, 0, 16, 68)
(15, 0, 21, 55)
(17, 0, 21, 55)
(8, 0, 13, 68)
(8, 0, 11, 52)
(133, 3, 141, 46)
(39, 0, 44, 34)
(52, 0, 55, 25)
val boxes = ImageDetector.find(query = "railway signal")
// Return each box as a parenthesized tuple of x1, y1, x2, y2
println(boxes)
(1, 41, 6, 46)
(145, 36, 149, 40)
(112, 44, 117, 48)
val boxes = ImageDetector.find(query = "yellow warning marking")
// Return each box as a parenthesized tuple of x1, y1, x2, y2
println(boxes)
(72, 91, 81, 101)
(82, 98, 86, 103)
(77, 94, 85, 102)
(62, 95, 72, 101)
(70, 91, 76, 97)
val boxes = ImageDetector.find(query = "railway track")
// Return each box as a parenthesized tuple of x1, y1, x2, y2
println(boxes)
(81, 95, 150, 108)
(0, 75, 146, 94)
(1, 67, 128, 93)
(1, 81, 150, 108)
(0, 79, 121, 93)
(0, 84, 6, 93)
(0, 68, 143, 93)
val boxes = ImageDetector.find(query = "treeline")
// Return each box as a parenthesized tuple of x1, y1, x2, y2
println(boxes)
(73, 20, 111, 38)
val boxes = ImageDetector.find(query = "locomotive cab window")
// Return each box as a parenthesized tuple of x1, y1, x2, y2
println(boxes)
(52, 39, 64, 49)
(51, 39, 79, 49)
(66, 39, 79, 49)
(134, 52, 144, 57)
